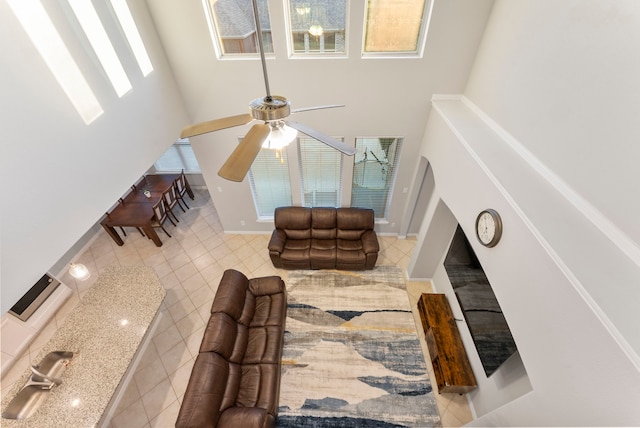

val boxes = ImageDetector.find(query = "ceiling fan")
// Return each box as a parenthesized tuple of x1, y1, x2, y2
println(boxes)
(180, 0, 356, 182)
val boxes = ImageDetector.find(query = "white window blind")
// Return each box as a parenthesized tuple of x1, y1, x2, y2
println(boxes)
(154, 140, 200, 173)
(298, 136, 343, 207)
(351, 137, 402, 219)
(249, 148, 292, 217)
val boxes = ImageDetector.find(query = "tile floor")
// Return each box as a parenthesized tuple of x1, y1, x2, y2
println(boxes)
(1, 187, 472, 427)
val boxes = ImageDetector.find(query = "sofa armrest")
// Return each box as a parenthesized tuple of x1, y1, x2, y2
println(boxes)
(218, 406, 275, 428)
(361, 230, 380, 254)
(268, 229, 286, 254)
(249, 276, 286, 296)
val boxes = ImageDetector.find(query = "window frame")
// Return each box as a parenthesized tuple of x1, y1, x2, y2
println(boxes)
(202, 0, 275, 59)
(361, 0, 434, 58)
(285, 0, 349, 58)
(154, 139, 201, 174)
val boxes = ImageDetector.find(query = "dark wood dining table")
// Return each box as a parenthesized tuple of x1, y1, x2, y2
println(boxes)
(100, 174, 194, 247)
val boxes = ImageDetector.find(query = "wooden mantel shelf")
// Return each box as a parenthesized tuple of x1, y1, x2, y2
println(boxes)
(417, 293, 477, 394)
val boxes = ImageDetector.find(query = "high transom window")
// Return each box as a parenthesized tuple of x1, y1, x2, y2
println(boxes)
(205, 0, 274, 56)
(363, 0, 432, 55)
(287, 0, 347, 55)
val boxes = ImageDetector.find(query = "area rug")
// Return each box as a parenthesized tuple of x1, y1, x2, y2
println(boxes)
(278, 267, 440, 427)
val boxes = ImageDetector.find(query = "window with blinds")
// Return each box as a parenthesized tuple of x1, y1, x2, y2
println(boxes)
(351, 137, 402, 219)
(154, 139, 200, 173)
(298, 136, 343, 207)
(249, 148, 292, 217)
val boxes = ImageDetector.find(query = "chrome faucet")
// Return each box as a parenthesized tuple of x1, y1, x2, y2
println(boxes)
(26, 366, 63, 389)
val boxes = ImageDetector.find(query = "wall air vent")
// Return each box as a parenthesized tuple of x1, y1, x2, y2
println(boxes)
(9, 274, 61, 322)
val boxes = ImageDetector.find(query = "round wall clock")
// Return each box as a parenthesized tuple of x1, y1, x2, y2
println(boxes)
(475, 209, 502, 248)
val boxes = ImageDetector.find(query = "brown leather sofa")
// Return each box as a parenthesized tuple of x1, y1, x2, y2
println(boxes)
(175, 269, 287, 428)
(268, 206, 379, 270)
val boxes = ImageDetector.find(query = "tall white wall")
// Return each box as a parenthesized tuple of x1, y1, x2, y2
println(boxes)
(408, 0, 640, 424)
(465, 0, 640, 250)
(0, 0, 189, 313)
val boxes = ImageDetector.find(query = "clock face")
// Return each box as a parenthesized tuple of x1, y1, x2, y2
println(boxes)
(476, 209, 502, 247)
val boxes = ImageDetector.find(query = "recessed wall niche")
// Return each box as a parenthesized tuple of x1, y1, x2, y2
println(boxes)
(444, 225, 518, 377)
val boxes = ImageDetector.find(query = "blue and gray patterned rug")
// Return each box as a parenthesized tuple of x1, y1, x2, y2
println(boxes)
(278, 267, 441, 427)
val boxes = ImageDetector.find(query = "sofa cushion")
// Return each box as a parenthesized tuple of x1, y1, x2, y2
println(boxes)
(243, 325, 285, 364)
(274, 206, 311, 240)
(310, 238, 337, 269)
(199, 312, 238, 359)
(336, 207, 374, 240)
(311, 207, 337, 239)
(211, 270, 250, 321)
(337, 240, 366, 263)
(176, 352, 229, 427)
(218, 407, 273, 428)
(251, 293, 287, 328)
(281, 239, 312, 269)
(237, 363, 281, 415)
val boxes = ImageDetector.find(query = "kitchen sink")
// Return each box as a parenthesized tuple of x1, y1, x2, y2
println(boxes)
(2, 351, 73, 420)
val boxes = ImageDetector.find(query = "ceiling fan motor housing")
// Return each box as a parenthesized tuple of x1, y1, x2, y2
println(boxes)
(250, 95, 291, 122)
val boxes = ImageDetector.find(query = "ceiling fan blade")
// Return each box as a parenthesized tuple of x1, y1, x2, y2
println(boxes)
(218, 123, 271, 182)
(291, 104, 345, 114)
(180, 113, 253, 138)
(286, 121, 356, 155)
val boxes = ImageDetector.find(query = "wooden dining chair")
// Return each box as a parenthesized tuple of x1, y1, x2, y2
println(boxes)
(162, 186, 180, 224)
(174, 170, 191, 210)
(151, 200, 173, 238)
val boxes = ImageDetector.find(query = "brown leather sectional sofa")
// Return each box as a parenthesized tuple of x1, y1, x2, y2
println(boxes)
(268, 206, 379, 270)
(175, 269, 287, 428)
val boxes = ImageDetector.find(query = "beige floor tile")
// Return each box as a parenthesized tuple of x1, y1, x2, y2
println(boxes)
(140, 377, 178, 421)
(186, 284, 215, 309)
(111, 398, 150, 428)
(168, 360, 194, 399)
(134, 357, 168, 396)
(166, 297, 196, 325)
(149, 398, 180, 427)
(173, 262, 199, 283)
(180, 272, 207, 293)
(152, 324, 183, 355)
(191, 251, 215, 271)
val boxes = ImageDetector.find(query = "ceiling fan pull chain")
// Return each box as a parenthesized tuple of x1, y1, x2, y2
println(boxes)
(251, 0, 271, 102)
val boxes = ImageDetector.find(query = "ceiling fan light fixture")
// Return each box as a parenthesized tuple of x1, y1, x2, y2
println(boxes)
(309, 24, 323, 37)
(263, 121, 297, 150)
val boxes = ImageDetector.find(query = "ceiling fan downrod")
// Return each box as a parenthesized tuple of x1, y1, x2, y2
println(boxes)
(251, 0, 272, 102)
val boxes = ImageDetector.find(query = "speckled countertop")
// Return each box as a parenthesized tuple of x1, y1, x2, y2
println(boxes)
(1, 265, 165, 427)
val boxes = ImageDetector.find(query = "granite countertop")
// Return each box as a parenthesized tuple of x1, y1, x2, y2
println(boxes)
(1, 265, 165, 427)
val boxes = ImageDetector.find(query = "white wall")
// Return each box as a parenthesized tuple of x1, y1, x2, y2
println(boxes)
(465, 0, 640, 252)
(0, 0, 189, 313)
(411, 99, 640, 426)
(407, 1, 640, 423)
